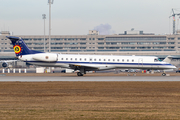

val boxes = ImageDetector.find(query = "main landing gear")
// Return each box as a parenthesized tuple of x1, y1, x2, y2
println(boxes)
(162, 73, 166, 76)
(77, 72, 83, 76)
(76, 68, 86, 76)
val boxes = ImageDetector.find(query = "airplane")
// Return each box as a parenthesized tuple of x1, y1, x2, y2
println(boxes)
(6, 36, 176, 76)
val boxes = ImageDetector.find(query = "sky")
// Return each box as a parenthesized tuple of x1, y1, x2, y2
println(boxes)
(0, 0, 180, 35)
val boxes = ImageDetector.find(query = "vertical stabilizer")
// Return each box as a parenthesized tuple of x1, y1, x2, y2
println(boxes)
(6, 36, 43, 57)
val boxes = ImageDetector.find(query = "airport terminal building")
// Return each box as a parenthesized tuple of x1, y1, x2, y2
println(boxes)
(1, 30, 180, 67)
(0, 30, 180, 56)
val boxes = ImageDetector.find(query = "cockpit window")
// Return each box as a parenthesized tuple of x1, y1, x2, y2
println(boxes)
(158, 58, 162, 61)
(154, 58, 159, 62)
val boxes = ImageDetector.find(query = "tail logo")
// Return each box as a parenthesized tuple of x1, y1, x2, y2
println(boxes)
(14, 45, 22, 54)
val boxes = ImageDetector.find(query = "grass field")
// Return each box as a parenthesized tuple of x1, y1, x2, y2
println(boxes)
(0, 82, 180, 120)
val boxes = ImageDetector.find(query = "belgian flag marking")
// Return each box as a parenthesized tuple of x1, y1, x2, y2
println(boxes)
(14, 45, 22, 54)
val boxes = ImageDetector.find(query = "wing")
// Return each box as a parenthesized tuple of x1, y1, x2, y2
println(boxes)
(69, 63, 99, 71)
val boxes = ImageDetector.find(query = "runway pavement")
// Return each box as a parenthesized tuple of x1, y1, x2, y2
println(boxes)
(0, 75, 180, 82)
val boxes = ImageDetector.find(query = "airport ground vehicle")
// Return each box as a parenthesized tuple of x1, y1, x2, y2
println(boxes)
(128, 69, 138, 73)
(61, 69, 74, 73)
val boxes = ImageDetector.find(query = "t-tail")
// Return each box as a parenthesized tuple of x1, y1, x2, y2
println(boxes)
(6, 36, 43, 57)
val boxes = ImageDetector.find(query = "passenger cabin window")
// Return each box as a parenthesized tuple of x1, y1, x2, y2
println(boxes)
(122, 59, 124, 62)
(66, 58, 68, 60)
(127, 59, 129, 62)
(71, 58, 73, 60)
(99, 59, 101, 61)
(113, 59, 115, 61)
(108, 59, 110, 61)
(80, 58, 82, 61)
(117, 59, 119, 62)
(132, 59, 134, 62)
(75, 58, 77, 60)
(90, 59, 92, 61)
(84, 58, 86, 61)
(104, 59, 106, 61)
(94, 59, 96, 61)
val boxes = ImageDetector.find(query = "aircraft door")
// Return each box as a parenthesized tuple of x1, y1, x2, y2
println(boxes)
(138, 58, 143, 68)
(153, 58, 159, 69)
(57, 54, 59, 61)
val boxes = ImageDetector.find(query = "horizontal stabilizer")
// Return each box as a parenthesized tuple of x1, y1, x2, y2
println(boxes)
(6, 36, 21, 42)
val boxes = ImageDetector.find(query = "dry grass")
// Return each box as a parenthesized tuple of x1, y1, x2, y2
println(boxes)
(0, 82, 180, 120)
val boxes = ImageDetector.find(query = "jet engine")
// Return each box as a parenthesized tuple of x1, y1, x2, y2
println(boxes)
(2, 62, 8, 68)
(32, 53, 58, 62)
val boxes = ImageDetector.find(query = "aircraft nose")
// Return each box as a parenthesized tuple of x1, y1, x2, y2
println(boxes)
(171, 65, 176, 69)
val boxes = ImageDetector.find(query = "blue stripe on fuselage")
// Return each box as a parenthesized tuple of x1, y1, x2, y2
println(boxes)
(25, 61, 173, 66)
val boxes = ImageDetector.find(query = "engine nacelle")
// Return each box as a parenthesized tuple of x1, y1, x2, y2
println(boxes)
(2, 62, 8, 68)
(32, 53, 58, 62)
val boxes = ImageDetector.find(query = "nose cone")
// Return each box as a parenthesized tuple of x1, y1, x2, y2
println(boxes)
(172, 65, 177, 69)
(168, 64, 176, 69)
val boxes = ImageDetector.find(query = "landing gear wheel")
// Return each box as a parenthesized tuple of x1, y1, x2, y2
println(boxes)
(162, 73, 166, 76)
(77, 72, 83, 76)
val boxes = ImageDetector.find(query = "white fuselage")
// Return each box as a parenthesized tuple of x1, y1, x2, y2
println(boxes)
(18, 53, 176, 70)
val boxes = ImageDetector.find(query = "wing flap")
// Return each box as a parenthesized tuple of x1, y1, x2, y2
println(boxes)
(69, 64, 99, 71)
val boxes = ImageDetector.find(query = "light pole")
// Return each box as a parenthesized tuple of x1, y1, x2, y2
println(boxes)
(48, 0, 54, 52)
(42, 14, 46, 52)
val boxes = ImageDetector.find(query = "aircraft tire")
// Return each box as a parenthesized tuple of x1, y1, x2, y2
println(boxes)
(77, 72, 83, 76)
(162, 73, 166, 76)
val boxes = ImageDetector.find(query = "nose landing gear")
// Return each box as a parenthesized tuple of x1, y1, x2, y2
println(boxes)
(162, 73, 166, 76)
(77, 72, 83, 76)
